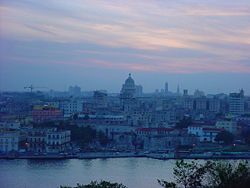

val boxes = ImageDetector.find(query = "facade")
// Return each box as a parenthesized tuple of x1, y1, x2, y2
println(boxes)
(0, 131, 19, 153)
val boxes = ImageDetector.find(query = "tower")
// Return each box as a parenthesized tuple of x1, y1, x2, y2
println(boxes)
(177, 84, 180, 95)
(165, 82, 168, 93)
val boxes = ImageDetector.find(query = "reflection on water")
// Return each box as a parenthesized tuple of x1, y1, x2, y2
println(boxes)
(0, 158, 194, 188)
(26, 159, 71, 170)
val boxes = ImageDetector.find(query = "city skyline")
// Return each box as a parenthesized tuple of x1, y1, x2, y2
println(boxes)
(1, 0, 250, 94)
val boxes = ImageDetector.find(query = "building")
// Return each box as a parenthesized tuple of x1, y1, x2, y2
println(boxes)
(0, 131, 19, 153)
(93, 90, 108, 108)
(0, 121, 20, 130)
(188, 125, 221, 143)
(208, 98, 220, 113)
(120, 74, 137, 111)
(27, 128, 47, 153)
(68, 85, 81, 97)
(136, 128, 197, 151)
(27, 128, 71, 153)
(59, 100, 83, 116)
(183, 97, 194, 110)
(135, 85, 143, 97)
(194, 97, 207, 112)
(165, 82, 168, 94)
(183, 89, 188, 96)
(194, 89, 205, 97)
(46, 129, 71, 153)
(229, 89, 245, 116)
(215, 120, 239, 135)
(120, 73, 136, 99)
(32, 105, 63, 123)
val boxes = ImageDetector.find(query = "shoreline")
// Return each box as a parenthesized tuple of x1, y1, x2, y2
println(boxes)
(1, 152, 250, 160)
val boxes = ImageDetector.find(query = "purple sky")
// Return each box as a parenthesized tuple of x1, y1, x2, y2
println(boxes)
(0, 0, 250, 94)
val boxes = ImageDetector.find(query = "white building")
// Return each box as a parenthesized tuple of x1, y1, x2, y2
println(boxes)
(0, 131, 19, 153)
(60, 100, 83, 116)
(215, 120, 238, 135)
(188, 125, 221, 143)
(46, 129, 71, 153)
(27, 128, 71, 153)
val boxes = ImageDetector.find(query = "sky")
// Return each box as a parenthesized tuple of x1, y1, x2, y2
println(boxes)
(0, 0, 250, 95)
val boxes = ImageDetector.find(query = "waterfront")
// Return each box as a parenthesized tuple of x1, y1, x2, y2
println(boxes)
(0, 158, 175, 188)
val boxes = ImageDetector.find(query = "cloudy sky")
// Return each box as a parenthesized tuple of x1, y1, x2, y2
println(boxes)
(0, 0, 250, 94)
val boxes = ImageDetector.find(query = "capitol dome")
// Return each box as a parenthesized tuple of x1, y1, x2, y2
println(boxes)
(125, 73, 135, 85)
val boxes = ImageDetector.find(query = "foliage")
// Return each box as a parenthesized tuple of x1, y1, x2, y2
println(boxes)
(215, 130, 234, 145)
(158, 160, 213, 188)
(97, 131, 110, 146)
(207, 161, 250, 188)
(158, 160, 250, 188)
(60, 180, 127, 188)
(240, 124, 250, 145)
(175, 117, 192, 129)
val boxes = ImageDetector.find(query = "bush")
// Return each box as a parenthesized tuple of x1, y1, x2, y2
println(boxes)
(60, 180, 127, 188)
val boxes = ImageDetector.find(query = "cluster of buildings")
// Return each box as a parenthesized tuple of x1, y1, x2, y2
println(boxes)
(0, 121, 71, 154)
(0, 74, 250, 154)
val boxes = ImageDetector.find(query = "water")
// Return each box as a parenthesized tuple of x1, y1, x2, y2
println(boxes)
(0, 158, 176, 188)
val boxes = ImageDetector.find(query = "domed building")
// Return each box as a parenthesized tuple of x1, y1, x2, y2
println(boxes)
(120, 73, 136, 98)
(120, 74, 137, 111)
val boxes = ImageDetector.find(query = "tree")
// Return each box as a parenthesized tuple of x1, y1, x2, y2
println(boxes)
(175, 117, 192, 129)
(158, 160, 250, 188)
(158, 160, 213, 188)
(215, 130, 234, 145)
(70, 125, 97, 148)
(97, 131, 109, 146)
(60, 180, 127, 188)
(207, 161, 250, 188)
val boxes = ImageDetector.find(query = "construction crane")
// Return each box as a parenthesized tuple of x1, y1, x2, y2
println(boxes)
(24, 85, 47, 93)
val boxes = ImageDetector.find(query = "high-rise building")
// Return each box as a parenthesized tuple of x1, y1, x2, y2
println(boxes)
(135, 85, 143, 97)
(177, 84, 180, 95)
(194, 89, 205, 97)
(183, 89, 188, 96)
(68, 85, 81, 97)
(229, 89, 245, 115)
(165, 82, 168, 93)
